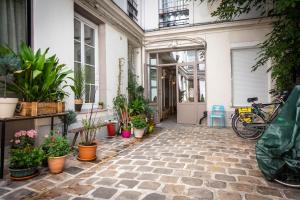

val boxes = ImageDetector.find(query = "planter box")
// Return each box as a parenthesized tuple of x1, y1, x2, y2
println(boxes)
(17, 102, 65, 116)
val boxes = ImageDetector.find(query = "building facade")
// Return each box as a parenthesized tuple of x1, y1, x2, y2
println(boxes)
(0, 0, 273, 129)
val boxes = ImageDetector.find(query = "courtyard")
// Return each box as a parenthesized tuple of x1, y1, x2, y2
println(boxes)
(0, 120, 298, 200)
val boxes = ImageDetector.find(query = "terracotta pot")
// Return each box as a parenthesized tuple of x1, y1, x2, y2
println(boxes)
(74, 99, 83, 112)
(134, 128, 145, 138)
(121, 129, 131, 138)
(77, 144, 97, 161)
(48, 155, 67, 174)
(107, 122, 116, 137)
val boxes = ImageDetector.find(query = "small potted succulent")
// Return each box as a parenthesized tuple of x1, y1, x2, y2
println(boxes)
(98, 101, 104, 109)
(131, 116, 147, 138)
(71, 69, 84, 112)
(42, 131, 71, 174)
(9, 130, 44, 180)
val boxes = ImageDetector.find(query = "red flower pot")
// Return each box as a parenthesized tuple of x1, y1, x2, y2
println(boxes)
(107, 122, 116, 137)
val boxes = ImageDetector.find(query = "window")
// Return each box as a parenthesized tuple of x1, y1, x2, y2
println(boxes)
(74, 15, 98, 104)
(159, 0, 189, 28)
(127, 0, 138, 21)
(178, 65, 194, 103)
(232, 48, 268, 106)
(0, 0, 31, 51)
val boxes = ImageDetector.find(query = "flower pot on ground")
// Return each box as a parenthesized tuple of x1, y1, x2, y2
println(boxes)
(0, 45, 20, 118)
(106, 121, 116, 137)
(9, 130, 44, 180)
(71, 68, 85, 112)
(113, 95, 131, 138)
(78, 109, 104, 161)
(42, 132, 71, 174)
(98, 102, 104, 109)
(121, 127, 131, 138)
(131, 116, 147, 138)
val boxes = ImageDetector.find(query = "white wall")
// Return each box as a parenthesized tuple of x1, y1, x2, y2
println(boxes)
(113, 0, 127, 12)
(144, 0, 159, 30)
(32, 0, 74, 110)
(105, 24, 128, 108)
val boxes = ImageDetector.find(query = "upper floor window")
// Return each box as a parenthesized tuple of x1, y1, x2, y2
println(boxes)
(159, 0, 189, 28)
(74, 15, 99, 105)
(127, 0, 138, 21)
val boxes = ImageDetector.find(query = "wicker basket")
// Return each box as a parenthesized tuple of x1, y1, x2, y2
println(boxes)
(17, 102, 65, 116)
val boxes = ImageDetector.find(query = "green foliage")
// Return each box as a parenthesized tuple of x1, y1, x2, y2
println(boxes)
(42, 132, 71, 157)
(8, 43, 72, 101)
(113, 94, 130, 129)
(199, 0, 300, 93)
(59, 110, 77, 127)
(131, 116, 147, 129)
(128, 69, 144, 102)
(9, 146, 44, 169)
(70, 68, 85, 100)
(0, 45, 20, 97)
(129, 99, 145, 116)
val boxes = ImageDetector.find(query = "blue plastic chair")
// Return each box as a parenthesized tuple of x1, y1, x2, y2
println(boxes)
(209, 105, 226, 127)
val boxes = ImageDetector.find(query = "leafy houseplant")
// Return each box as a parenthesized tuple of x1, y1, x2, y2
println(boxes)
(78, 108, 104, 161)
(113, 94, 131, 138)
(71, 69, 85, 112)
(42, 132, 71, 174)
(8, 43, 72, 116)
(0, 45, 20, 118)
(9, 130, 44, 179)
(131, 116, 147, 138)
(98, 101, 104, 109)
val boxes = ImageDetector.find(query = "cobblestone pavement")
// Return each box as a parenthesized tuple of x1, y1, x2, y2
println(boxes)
(0, 121, 299, 200)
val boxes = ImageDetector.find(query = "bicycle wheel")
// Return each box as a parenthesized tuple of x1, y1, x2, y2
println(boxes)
(232, 113, 265, 139)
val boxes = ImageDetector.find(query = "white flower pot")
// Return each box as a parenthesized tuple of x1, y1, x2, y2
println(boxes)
(0, 98, 18, 118)
(134, 128, 145, 138)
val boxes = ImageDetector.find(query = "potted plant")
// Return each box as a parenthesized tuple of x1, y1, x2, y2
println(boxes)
(106, 120, 116, 138)
(113, 94, 131, 138)
(98, 101, 104, 109)
(78, 108, 104, 161)
(131, 116, 147, 138)
(42, 132, 71, 174)
(8, 43, 71, 116)
(9, 130, 44, 180)
(0, 45, 20, 118)
(71, 68, 84, 112)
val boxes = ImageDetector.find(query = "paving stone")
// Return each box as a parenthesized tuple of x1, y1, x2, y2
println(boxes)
(151, 161, 167, 167)
(215, 174, 236, 182)
(92, 187, 118, 199)
(173, 169, 191, 177)
(85, 177, 99, 184)
(237, 176, 263, 185)
(143, 193, 166, 200)
(167, 162, 185, 169)
(138, 181, 161, 190)
(207, 165, 226, 173)
(223, 157, 239, 163)
(76, 172, 96, 178)
(160, 175, 179, 183)
(191, 155, 205, 160)
(96, 178, 118, 186)
(132, 160, 149, 165)
(2, 188, 37, 200)
(98, 169, 118, 177)
(181, 177, 203, 186)
(256, 186, 283, 197)
(185, 164, 204, 171)
(245, 194, 272, 200)
(116, 191, 142, 200)
(205, 180, 226, 189)
(173, 196, 191, 200)
(229, 183, 254, 193)
(187, 188, 213, 199)
(248, 169, 263, 177)
(64, 166, 84, 175)
(137, 173, 160, 181)
(136, 166, 154, 172)
(283, 189, 300, 199)
(218, 191, 242, 200)
(0, 188, 10, 196)
(116, 159, 132, 164)
(118, 172, 139, 179)
(116, 179, 139, 189)
(162, 184, 185, 195)
(228, 168, 247, 175)
(162, 157, 178, 162)
(192, 171, 211, 179)
(153, 168, 173, 175)
(28, 179, 55, 191)
(73, 198, 93, 200)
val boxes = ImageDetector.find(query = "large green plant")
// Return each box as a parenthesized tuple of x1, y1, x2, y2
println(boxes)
(0, 45, 20, 97)
(42, 132, 71, 157)
(196, 0, 300, 93)
(129, 98, 145, 116)
(9, 146, 44, 169)
(9, 43, 72, 102)
(113, 94, 130, 130)
(70, 69, 85, 100)
(131, 116, 147, 129)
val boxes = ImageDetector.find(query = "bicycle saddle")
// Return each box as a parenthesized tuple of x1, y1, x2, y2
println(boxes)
(247, 97, 258, 103)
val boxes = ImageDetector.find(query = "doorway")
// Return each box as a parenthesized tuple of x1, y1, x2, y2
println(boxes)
(146, 49, 206, 124)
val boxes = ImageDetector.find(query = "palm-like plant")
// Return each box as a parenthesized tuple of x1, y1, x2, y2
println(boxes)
(70, 69, 84, 100)
(8, 43, 72, 102)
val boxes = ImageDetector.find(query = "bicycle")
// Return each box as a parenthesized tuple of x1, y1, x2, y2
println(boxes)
(231, 92, 288, 139)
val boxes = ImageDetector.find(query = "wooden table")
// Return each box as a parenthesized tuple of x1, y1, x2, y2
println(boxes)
(0, 112, 68, 179)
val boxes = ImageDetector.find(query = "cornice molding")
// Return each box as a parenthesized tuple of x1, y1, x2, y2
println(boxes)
(76, 0, 144, 47)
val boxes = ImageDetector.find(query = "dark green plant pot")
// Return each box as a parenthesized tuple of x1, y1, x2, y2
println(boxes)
(9, 167, 38, 178)
(75, 103, 83, 112)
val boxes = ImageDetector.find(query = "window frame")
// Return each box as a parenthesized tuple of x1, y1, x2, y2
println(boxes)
(74, 13, 99, 109)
